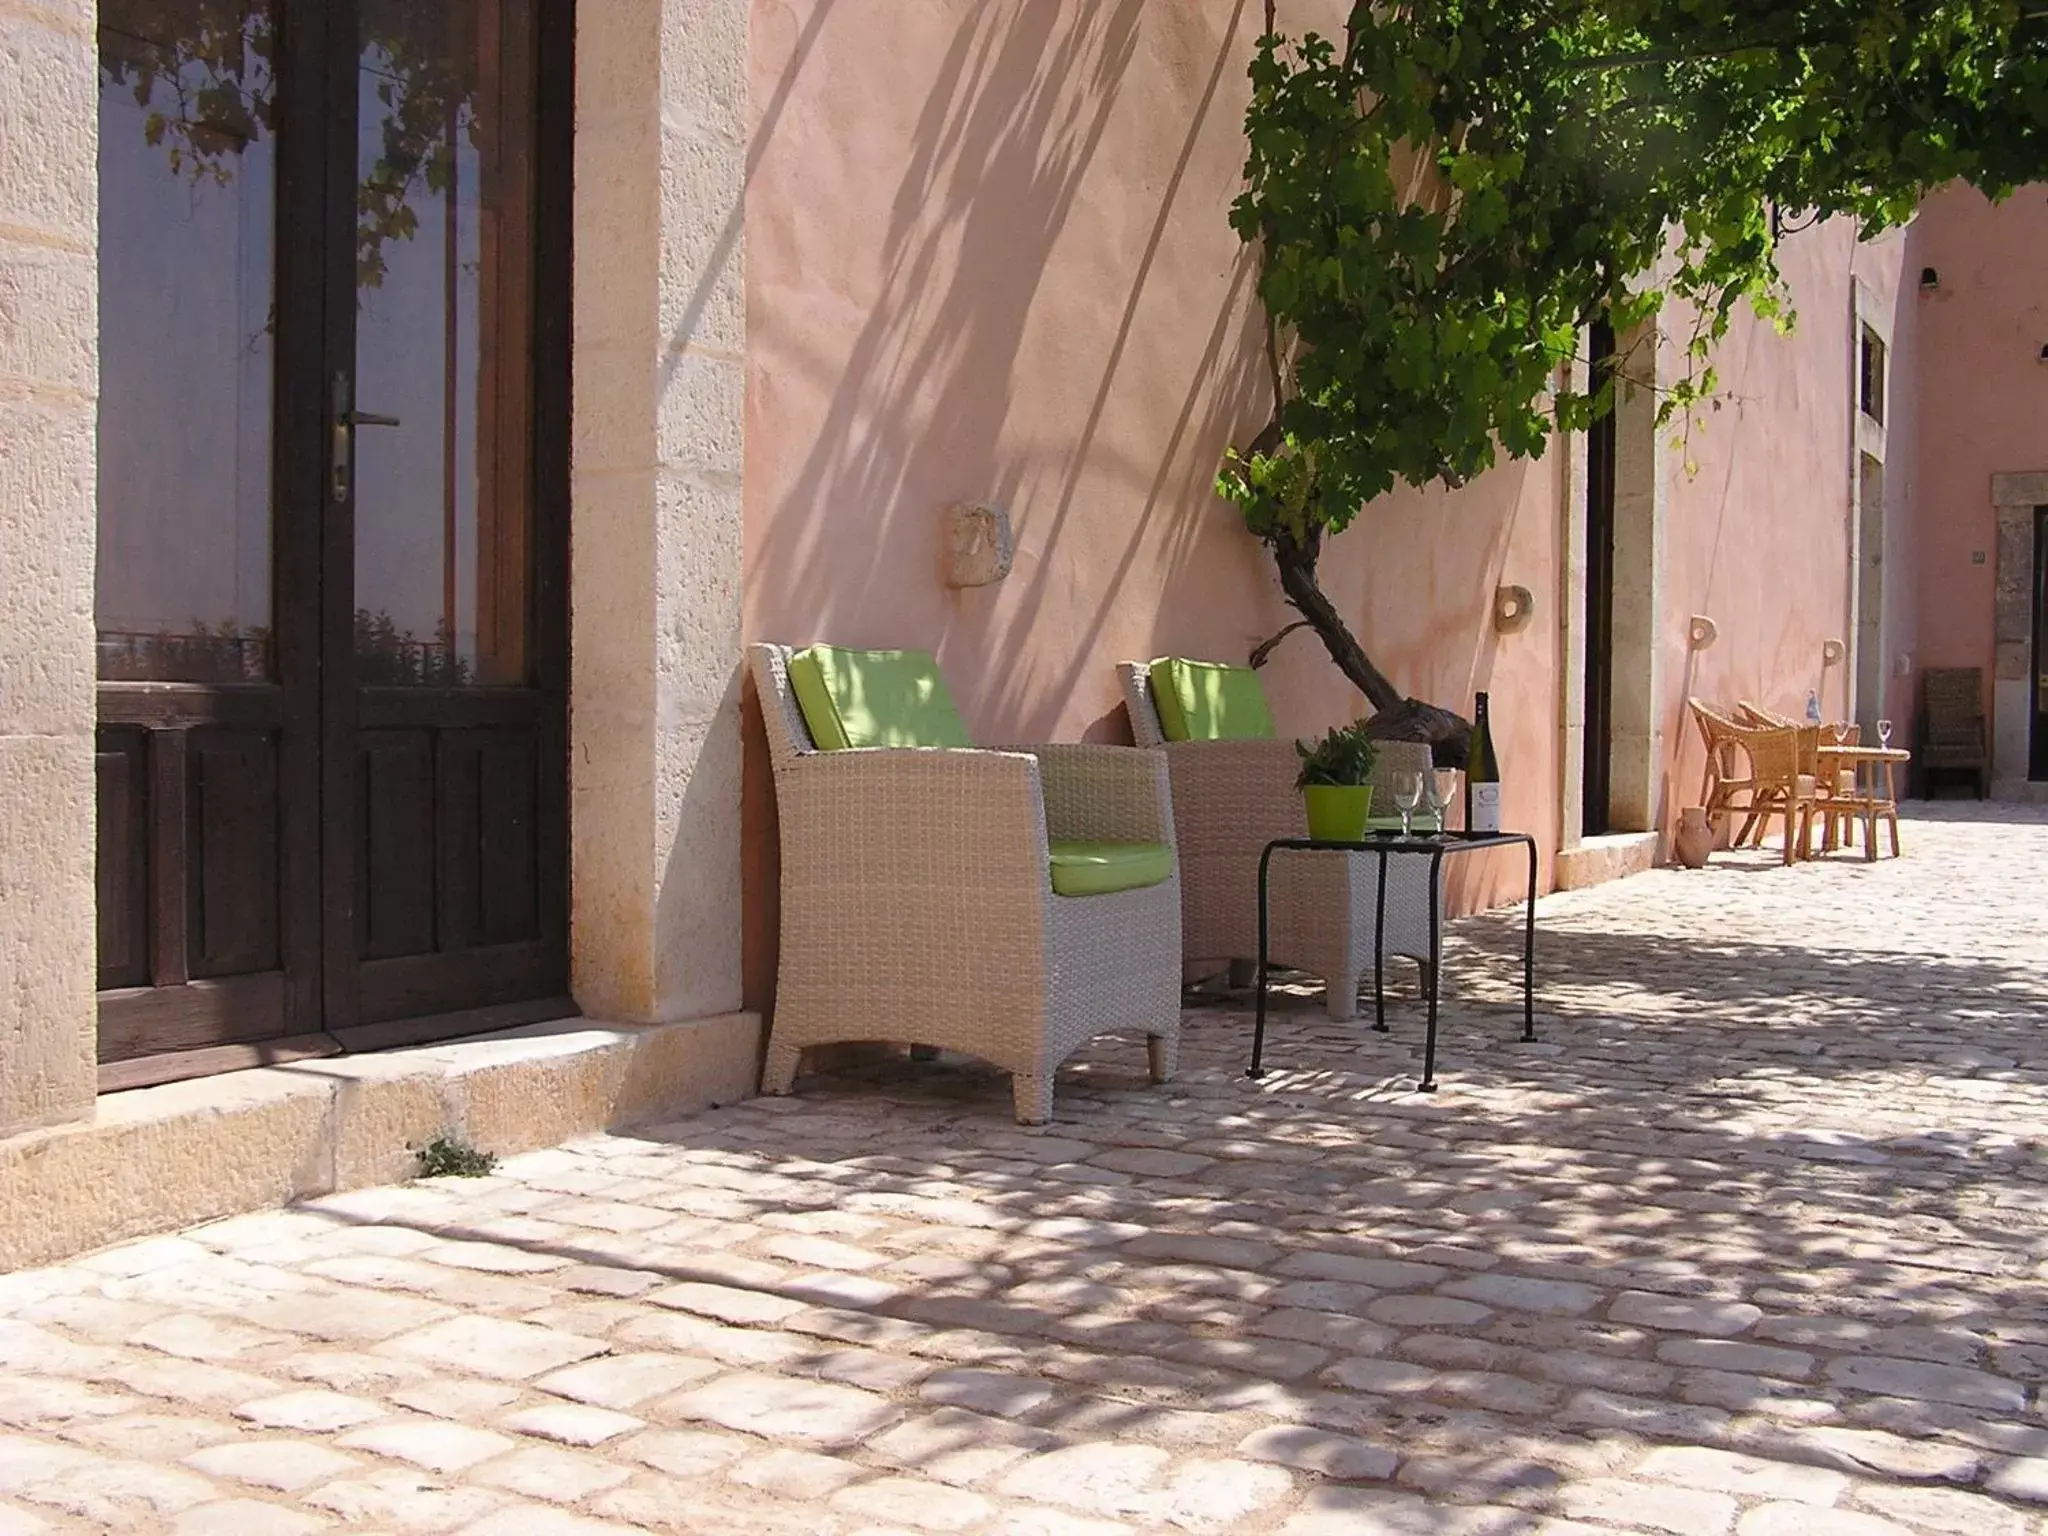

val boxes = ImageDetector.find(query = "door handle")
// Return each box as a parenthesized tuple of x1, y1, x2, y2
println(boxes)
(329, 375, 403, 504)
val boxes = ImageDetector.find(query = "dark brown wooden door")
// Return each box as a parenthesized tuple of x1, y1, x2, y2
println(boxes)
(2033, 507, 2048, 782)
(1582, 319, 1618, 838)
(93, 0, 570, 1086)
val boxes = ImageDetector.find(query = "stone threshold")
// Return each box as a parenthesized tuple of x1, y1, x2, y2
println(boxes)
(1554, 830, 1660, 891)
(0, 1012, 761, 1273)
(1990, 778, 2048, 803)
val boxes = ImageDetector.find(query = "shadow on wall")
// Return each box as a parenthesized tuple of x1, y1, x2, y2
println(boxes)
(746, 0, 1264, 707)
(742, 1, 1273, 1011)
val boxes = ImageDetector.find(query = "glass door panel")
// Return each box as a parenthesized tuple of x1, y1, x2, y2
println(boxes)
(351, 0, 535, 688)
(97, 0, 276, 684)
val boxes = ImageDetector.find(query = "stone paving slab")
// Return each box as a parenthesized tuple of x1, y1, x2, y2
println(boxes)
(1, 804, 2047, 1533)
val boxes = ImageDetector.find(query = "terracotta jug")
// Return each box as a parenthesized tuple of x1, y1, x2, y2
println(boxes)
(1674, 807, 1714, 869)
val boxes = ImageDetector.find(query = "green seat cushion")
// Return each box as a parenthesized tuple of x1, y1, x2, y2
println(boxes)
(788, 645, 972, 751)
(1048, 841, 1174, 897)
(1148, 658, 1276, 742)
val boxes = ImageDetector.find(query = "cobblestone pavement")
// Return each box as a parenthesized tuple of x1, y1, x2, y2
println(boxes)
(4, 803, 2048, 1535)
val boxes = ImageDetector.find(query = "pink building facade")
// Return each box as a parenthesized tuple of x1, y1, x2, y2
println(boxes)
(1900, 184, 2048, 795)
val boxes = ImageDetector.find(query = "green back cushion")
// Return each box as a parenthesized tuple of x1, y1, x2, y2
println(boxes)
(787, 645, 972, 751)
(1148, 658, 1276, 742)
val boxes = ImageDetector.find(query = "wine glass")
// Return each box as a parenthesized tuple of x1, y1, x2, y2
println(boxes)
(1434, 769, 1459, 834)
(1391, 770, 1424, 838)
(1877, 718, 1894, 749)
(1829, 719, 1849, 747)
(1425, 765, 1458, 835)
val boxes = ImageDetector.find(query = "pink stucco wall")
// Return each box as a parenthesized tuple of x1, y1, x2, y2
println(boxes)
(737, 0, 1903, 1009)
(1660, 222, 1904, 823)
(1903, 184, 2048, 750)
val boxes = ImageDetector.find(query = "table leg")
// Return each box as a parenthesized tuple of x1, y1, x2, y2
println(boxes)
(1522, 836, 1538, 1043)
(1372, 848, 1390, 1034)
(1249, 844, 1273, 1079)
(1419, 851, 1444, 1092)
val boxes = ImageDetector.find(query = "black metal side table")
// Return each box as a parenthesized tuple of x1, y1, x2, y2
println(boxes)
(1248, 831, 1539, 1091)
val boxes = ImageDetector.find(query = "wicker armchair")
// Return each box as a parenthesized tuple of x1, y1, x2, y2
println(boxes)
(1750, 724, 1821, 863)
(1689, 699, 1764, 845)
(1919, 668, 1988, 798)
(1118, 662, 1440, 1021)
(1689, 701, 1816, 859)
(751, 645, 1181, 1125)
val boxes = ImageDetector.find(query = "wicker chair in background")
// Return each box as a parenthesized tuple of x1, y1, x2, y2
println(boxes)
(1750, 724, 1822, 863)
(1119, 662, 1441, 1021)
(1919, 667, 1989, 798)
(1689, 699, 1766, 846)
(750, 644, 1181, 1125)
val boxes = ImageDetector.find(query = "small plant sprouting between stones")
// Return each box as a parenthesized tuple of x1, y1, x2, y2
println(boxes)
(1295, 721, 1378, 790)
(416, 1136, 497, 1179)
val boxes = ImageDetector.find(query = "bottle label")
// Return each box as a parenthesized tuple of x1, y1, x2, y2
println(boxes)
(1470, 782, 1502, 833)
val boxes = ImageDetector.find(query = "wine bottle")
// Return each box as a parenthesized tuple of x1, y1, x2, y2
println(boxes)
(1466, 692, 1501, 833)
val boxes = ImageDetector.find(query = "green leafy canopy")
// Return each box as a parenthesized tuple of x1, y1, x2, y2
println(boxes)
(1221, 0, 2048, 544)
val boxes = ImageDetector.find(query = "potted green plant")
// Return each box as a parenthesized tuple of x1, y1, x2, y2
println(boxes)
(1296, 721, 1379, 841)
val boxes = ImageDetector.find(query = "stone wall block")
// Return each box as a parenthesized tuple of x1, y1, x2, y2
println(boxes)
(0, 400, 95, 737)
(0, 238, 95, 393)
(0, 14, 96, 240)
(0, 735, 96, 1134)
(573, 115, 663, 358)
(653, 709, 744, 1021)
(656, 352, 745, 477)
(658, 0, 748, 145)
(656, 124, 746, 356)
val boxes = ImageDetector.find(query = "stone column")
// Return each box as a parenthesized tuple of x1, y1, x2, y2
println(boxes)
(1992, 473, 2048, 789)
(570, 0, 748, 1022)
(0, 0, 100, 1133)
(1608, 320, 1668, 836)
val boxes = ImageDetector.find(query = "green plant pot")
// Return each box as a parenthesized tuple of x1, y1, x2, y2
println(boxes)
(1302, 784, 1374, 842)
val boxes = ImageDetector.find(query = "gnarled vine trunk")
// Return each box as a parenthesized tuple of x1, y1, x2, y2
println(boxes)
(1257, 513, 1475, 770)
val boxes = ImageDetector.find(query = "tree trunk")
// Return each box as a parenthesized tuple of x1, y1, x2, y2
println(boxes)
(1264, 525, 1474, 768)
(1270, 526, 1402, 713)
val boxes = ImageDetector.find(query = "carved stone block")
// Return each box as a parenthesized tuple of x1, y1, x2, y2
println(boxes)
(944, 503, 1014, 588)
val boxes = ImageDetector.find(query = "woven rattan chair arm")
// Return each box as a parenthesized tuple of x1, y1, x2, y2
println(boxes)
(993, 743, 1173, 845)
(779, 746, 1053, 889)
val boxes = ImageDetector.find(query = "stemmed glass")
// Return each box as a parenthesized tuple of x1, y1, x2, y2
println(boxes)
(1391, 770, 1424, 838)
(1829, 720, 1849, 747)
(1433, 768, 1459, 834)
(1419, 769, 1446, 836)
(1877, 718, 1894, 749)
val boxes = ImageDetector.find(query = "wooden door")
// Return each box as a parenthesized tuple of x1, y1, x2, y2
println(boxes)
(328, 0, 570, 1041)
(2033, 507, 2048, 782)
(1582, 320, 1618, 837)
(93, 0, 570, 1087)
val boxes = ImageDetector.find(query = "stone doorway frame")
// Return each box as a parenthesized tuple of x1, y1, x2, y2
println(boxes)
(0, 0, 753, 1140)
(1991, 472, 2048, 790)
(1558, 322, 1667, 872)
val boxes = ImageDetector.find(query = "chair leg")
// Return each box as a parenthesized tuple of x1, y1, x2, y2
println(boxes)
(1887, 810, 1901, 858)
(1326, 971, 1360, 1023)
(761, 1039, 802, 1096)
(1147, 1032, 1177, 1085)
(1011, 1073, 1055, 1126)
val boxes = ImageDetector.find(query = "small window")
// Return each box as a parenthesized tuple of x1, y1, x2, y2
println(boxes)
(1859, 325, 1887, 425)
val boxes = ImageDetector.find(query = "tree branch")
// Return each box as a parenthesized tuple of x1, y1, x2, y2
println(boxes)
(1248, 620, 1312, 669)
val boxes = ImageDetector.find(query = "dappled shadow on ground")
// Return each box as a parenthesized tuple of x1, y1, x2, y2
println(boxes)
(11, 816, 2048, 1532)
